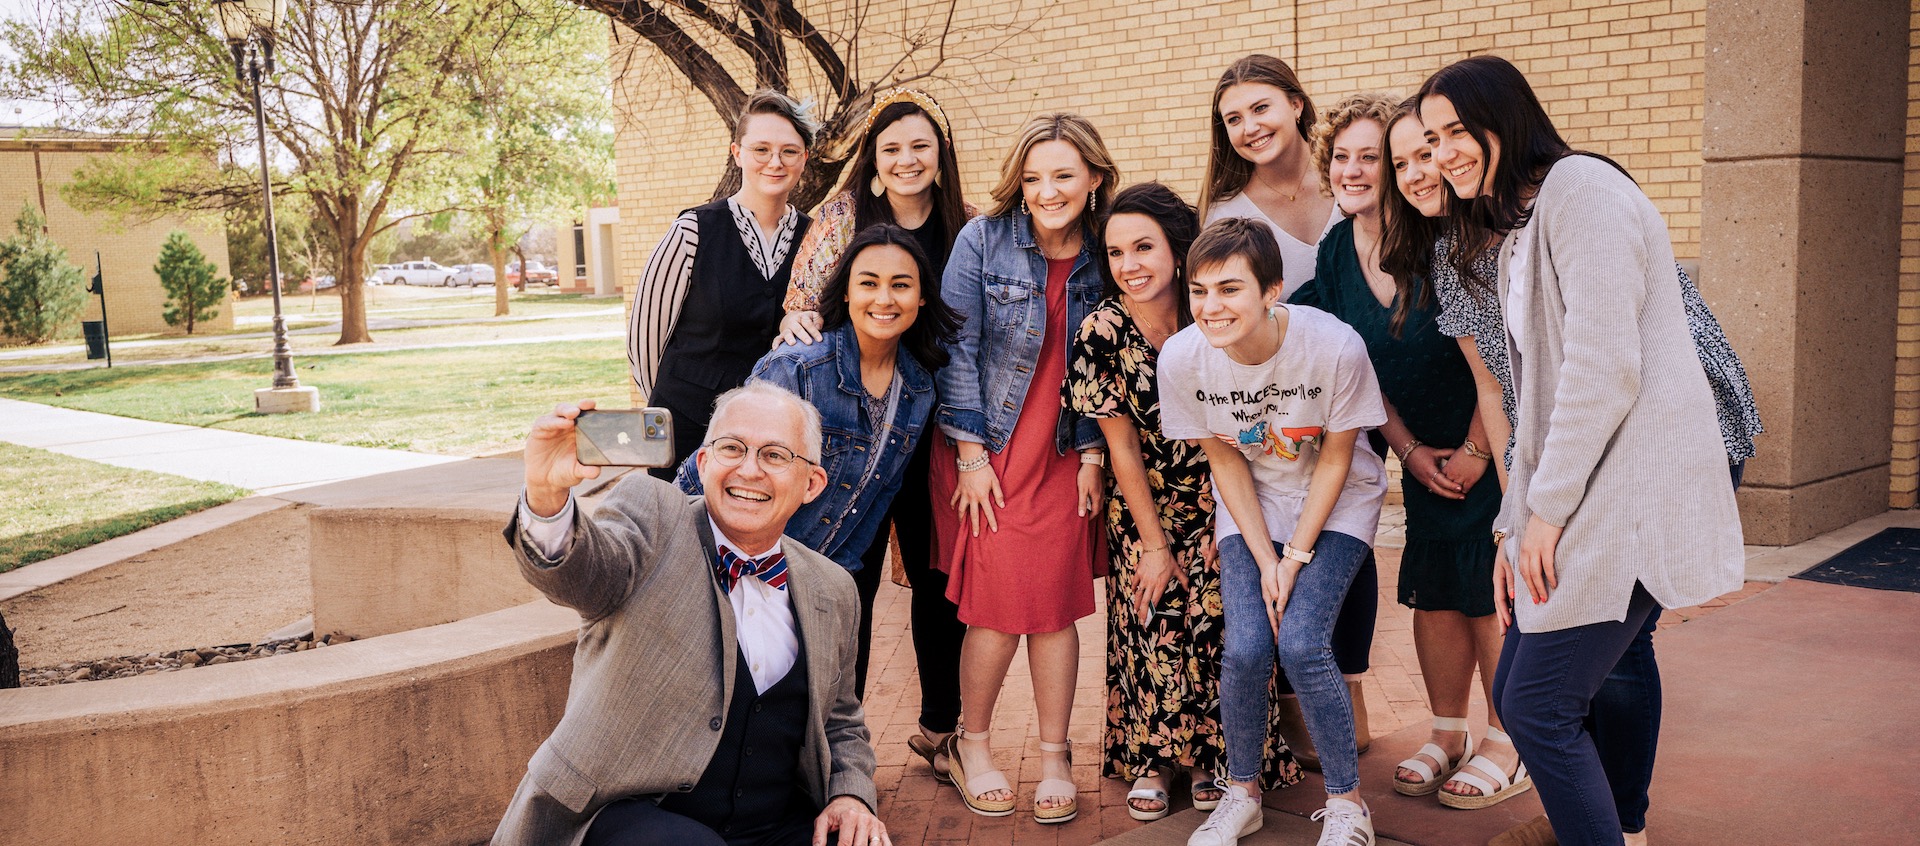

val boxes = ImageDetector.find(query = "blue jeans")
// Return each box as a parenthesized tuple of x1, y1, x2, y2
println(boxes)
(1494, 584, 1660, 846)
(1219, 530, 1370, 794)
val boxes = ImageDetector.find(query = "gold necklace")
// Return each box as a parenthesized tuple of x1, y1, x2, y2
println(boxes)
(1253, 167, 1301, 204)
(1123, 300, 1172, 340)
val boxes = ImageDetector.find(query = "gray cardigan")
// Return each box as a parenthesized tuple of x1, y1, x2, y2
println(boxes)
(1496, 155, 1745, 633)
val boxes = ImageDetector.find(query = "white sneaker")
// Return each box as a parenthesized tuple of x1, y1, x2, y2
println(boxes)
(1310, 797, 1375, 846)
(1187, 782, 1263, 846)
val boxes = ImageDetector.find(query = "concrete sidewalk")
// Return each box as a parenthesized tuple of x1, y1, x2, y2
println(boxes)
(0, 397, 459, 495)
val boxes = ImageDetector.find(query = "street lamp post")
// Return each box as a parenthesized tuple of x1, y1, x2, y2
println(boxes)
(214, 0, 318, 413)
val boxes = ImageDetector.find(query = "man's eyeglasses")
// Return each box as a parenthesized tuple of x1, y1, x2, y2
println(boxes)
(704, 436, 816, 474)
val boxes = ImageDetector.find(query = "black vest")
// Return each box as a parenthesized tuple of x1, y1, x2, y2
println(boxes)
(653, 200, 810, 428)
(656, 638, 814, 837)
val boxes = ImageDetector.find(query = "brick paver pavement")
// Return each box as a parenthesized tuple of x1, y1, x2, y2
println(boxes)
(863, 525, 1776, 846)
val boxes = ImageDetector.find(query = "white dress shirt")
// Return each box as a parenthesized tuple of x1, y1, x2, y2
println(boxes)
(520, 493, 800, 694)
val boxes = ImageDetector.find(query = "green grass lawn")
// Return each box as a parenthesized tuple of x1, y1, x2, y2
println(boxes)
(0, 337, 632, 456)
(0, 443, 248, 574)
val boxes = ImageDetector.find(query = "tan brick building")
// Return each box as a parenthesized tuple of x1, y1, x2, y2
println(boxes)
(0, 128, 234, 339)
(609, 0, 1913, 545)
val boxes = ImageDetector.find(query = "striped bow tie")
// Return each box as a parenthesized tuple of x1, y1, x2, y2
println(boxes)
(717, 546, 789, 593)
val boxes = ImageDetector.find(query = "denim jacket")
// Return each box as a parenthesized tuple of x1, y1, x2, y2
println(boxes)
(677, 322, 936, 572)
(937, 210, 1105, 454)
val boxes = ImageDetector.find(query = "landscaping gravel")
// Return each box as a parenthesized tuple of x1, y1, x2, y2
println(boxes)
(20, 632, 356, 687)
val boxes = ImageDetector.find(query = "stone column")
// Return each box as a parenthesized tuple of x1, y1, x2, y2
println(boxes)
(1702, 0, 1909, 545)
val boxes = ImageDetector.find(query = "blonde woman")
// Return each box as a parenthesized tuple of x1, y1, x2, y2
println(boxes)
(931, 113, 1113, 825)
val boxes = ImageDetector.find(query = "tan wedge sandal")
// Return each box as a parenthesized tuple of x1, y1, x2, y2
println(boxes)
(1032, 740, 1079, 824)
(945, 730, 1015, 817)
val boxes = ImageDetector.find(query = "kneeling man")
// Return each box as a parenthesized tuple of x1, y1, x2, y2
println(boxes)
(493, 381, 888, 846)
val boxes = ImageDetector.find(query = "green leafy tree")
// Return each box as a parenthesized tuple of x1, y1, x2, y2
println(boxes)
(3, 0, 586, 344)
(154, 231, 227, 334)
(225, 183, 313, 293)
(0, 203, 88, 345)
(428, 6, 612, 315)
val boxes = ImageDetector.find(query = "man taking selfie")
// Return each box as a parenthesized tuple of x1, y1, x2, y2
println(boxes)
(492, 381, 887, 846)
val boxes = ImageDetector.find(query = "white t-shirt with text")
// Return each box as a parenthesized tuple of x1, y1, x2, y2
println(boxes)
(1158, 305, 1389, 547)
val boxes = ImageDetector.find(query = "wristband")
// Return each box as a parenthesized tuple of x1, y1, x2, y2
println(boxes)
(1079, 451, 1107, 467)
(1281, 543, 1314, 565)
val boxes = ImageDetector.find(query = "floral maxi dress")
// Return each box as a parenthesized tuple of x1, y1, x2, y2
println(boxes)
(1065, 299, 1300, 787)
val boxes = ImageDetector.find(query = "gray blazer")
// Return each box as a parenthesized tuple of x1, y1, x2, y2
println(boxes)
(491, 474, 876, 846)
(1497, 155, 1745, 633)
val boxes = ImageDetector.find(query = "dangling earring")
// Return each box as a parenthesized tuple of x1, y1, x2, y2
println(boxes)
(933, 169, 943, 187)
(870, 176, 885, 198)
(1089, 191, 1098, 214)
(1021, 198, 1029, 216)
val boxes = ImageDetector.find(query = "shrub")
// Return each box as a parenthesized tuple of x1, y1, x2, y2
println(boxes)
(155, 230, 227, 334)
(0, 203, 87, 345)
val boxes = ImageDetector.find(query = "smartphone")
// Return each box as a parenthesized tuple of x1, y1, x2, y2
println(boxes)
(575, 407, 675, 467)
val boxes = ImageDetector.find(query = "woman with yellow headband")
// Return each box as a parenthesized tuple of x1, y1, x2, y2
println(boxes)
(776, 87, 977, 785)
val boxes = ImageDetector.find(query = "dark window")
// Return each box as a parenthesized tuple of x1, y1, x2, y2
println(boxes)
(573, 224, 587, 278)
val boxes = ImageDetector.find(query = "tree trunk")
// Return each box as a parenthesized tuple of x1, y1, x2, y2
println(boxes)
(490, 209, 510, 316)
(337, 229, 373, 344)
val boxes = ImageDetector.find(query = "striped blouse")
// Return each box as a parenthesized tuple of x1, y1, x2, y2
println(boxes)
(627, 198, 801, 400)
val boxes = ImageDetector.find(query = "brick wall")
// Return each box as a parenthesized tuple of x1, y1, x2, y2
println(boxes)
(1894, 2, 1920, 508)
(0, 143, 234, 339)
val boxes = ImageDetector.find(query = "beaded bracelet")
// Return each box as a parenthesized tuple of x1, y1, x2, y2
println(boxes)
(956, 453, 991, 473)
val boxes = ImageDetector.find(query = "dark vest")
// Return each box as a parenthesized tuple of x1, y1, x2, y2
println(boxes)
(652, 201, 810, 442)
(657, 638, 814, 837)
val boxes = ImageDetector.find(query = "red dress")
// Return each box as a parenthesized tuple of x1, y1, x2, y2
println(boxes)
(930, 258, 1105, 634)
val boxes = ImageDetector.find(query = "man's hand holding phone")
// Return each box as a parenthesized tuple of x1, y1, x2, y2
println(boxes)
(526, 400, 602, 517)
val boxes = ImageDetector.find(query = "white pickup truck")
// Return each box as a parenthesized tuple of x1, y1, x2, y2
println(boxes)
(373, 260, 457, 286)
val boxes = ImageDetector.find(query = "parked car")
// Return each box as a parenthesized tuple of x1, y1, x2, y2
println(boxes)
(506, 260, 558, 288)
(452, 264, 497, 287)
(373, 260, 457, 286)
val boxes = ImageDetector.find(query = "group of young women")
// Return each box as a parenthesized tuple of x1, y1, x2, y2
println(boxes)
(627, 52, 1756, 846)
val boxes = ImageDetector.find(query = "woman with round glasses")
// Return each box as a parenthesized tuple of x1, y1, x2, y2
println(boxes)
(630, 89, 818, 479)
(678, 225, 961, 695)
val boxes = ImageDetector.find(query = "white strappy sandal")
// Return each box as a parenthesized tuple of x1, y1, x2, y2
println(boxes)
(1438, 726, 1533, 809)
(1393, 715, 1473, 797)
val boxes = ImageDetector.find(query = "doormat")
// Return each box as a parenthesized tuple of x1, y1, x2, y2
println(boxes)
(1791, 527, 1920, 593)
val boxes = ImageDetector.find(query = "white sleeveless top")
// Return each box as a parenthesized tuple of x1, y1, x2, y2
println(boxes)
(1205, 193, 1343, 300)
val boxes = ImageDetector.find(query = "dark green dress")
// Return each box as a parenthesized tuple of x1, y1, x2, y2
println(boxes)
(1292, 217, 1500, 617)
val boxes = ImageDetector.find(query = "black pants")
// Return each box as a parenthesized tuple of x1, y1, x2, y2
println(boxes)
(585, 797, 812, 846)
(855, 437, 964, 731)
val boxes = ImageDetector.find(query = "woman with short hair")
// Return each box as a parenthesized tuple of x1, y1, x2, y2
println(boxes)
(629, 89, 818, 479)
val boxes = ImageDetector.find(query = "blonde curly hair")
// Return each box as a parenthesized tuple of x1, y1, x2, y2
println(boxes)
(1311, 92, 1402, 198)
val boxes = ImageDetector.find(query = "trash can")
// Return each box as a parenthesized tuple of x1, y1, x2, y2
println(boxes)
(82, 320, 107, 360)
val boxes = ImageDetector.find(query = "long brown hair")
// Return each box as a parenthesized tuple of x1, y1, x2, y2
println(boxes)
(1198, 54, 1317, 220)
(834, 95, 968, 256)
(1378, 98, 1445, 338)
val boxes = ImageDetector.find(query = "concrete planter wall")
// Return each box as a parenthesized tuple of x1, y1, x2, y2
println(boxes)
(0, 601, 576, 845)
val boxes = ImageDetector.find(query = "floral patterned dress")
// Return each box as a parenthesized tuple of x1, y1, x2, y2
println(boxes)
(1065, 298, 1301, 788)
